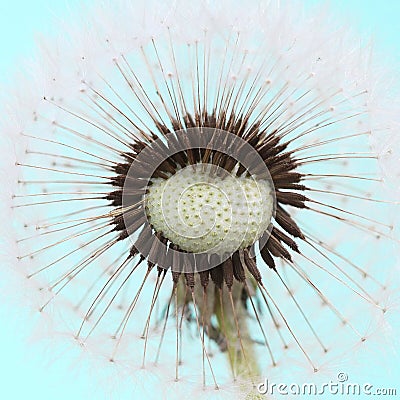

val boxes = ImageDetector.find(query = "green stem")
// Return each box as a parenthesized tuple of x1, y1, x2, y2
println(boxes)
(214, 281, 261, 381)
(180, 276, 264, 398)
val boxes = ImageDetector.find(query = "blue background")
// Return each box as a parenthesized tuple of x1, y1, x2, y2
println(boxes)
(0, 1, 399, 399)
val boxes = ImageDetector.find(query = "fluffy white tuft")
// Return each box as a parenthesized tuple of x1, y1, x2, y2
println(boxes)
(0, 0, 399, 399)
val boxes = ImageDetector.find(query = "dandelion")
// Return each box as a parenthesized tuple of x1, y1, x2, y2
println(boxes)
(1, 0, 399, 399)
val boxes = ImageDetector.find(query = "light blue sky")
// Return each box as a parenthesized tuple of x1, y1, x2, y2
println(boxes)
(0, 0, 399, 79)
(0, 1, 398, 399)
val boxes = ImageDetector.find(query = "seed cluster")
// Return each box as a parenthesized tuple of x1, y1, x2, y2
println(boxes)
(107, 111, 309, 287)
(146, 167, 274, 254)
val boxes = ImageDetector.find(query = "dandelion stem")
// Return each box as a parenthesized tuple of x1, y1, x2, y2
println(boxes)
(213, 282, 261, 382)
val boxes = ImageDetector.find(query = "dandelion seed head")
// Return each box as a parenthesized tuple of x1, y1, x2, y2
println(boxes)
(146, 166, 274, 255)
(0, 0, 399, 398)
